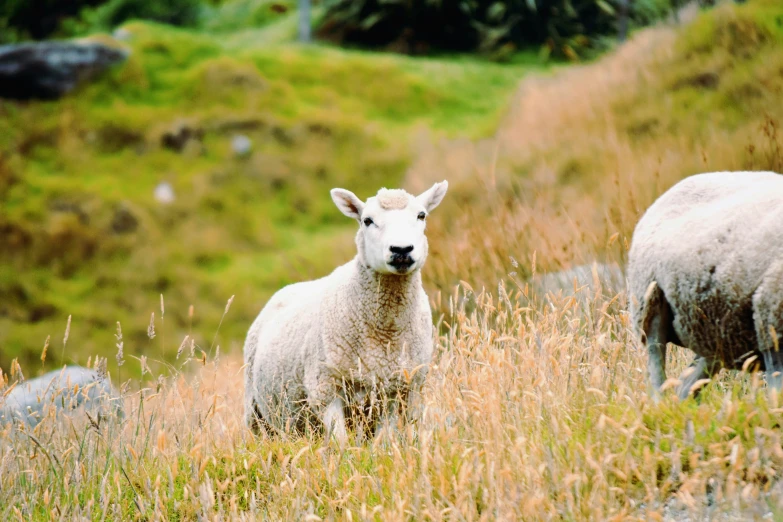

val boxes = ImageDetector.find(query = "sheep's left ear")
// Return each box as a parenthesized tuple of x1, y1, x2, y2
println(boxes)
(331, 188, 365, 220)
(416, 180, 448, 213)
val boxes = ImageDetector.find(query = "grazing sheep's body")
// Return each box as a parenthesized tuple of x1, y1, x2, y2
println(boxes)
(628, 171, 783, 399)
(0, 366, 120, 427)
(244, 182, 447, 444)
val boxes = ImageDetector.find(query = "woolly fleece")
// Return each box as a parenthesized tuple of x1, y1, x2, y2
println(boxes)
(628, 171, 783, 397)
(243, 184, 445, 442)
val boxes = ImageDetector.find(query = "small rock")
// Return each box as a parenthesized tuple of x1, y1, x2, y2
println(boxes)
(113, 28, 133, 41)
(231, 134, 252, 157)
(154, 182, 175, 204)
(0, 366, 121, 427)
(530, 261, 626, 299)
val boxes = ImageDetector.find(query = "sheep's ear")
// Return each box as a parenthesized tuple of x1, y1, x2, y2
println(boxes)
(416, 180, 448, 213)
(330, 188, 364, 220)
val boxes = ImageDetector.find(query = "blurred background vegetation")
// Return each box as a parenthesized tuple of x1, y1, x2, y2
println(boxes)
(1, 0, 779, 379)
(2, 0, 685, 54)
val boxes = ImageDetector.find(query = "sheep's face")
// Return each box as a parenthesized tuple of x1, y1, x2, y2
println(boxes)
(331, 181, 448, 275)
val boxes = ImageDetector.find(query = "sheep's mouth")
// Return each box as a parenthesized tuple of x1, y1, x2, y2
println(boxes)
(388, 256, 415, 272)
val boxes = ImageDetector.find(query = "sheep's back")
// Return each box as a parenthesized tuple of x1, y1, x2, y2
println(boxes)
(628, 171, 783, 364)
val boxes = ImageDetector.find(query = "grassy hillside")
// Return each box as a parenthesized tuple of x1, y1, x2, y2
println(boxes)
(0, 21, 546, 374)
(418, 0, 783, 298)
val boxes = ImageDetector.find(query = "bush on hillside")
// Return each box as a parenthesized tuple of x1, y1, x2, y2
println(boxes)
(1, 0, 295, 43)
(81, 0, 203, 31)
(317, 0, 679, 59)
(201, 0, 295, 32)
(0, 0, 105, 43)
(0, 0, 206, 43)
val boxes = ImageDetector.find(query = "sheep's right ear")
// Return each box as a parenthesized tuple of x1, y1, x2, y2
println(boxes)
(416, 180, 448, 213)
(330, 188, 364, 220)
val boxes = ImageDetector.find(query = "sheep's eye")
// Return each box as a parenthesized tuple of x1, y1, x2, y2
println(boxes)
(363, 217, 374, 227)
(417, 212, 426, 221)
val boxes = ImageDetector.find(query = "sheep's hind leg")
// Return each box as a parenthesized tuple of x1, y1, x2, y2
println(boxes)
(753, 260, 783, 393)
(675, 356, 719, 401)
(640, 281, 673, 401)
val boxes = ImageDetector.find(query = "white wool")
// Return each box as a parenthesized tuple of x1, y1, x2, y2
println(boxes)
(627, 171, 783, 399)
(376, 188, 410, 210)
(243, 181, 448, 444)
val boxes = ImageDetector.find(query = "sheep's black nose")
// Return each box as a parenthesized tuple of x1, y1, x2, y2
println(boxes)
(390, 245, 414, 255)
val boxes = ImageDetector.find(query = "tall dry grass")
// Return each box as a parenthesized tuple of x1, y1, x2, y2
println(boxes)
(2, 285, 782, 520)
(412, 1, 783, 303)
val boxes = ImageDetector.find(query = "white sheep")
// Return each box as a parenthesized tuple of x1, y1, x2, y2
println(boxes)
(243, 181, 448, 445)
(628, 171, 783, 400)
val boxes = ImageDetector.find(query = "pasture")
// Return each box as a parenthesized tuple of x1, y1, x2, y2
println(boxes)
(2, 0, 783, 519)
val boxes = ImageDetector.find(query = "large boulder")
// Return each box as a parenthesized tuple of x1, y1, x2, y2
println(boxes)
(0, 41, 128, 100)
(0, 366, 122, 427)
(530, 261, 626, 299)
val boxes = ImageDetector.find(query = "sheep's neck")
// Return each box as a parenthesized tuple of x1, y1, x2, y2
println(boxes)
(353, 261, 421, 332)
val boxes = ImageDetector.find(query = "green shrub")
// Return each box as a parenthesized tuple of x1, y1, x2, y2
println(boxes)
(201, 0, 295, 32)
(82, 0, 204, 30)
(0, 0, 105, 43)
(318, 0, 679, 59)
(631, 0, 681, 25)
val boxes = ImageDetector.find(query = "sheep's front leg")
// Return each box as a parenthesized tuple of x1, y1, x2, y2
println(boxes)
(322, 397, 348, 448)
(753, 261, 783, 393)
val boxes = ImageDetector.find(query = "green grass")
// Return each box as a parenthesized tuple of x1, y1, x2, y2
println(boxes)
(201, 0, 298, 35)
(0, 18, 546, 374)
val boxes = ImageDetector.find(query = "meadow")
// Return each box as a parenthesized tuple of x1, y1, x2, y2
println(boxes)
(3, 0, 783, 519)
(0, 12, 549, 374)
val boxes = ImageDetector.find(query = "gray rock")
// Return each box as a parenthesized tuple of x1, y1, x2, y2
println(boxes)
(452, 262, 625, 318)
(0, 366, 121, 427)
(530, 262, 626, 299)
(112, 28, 133, 41)
(0, 41, 128, 100)
(231, 134, 252, 157)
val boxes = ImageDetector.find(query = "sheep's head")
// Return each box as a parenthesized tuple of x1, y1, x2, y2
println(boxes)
(330, 181, 448, 275)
